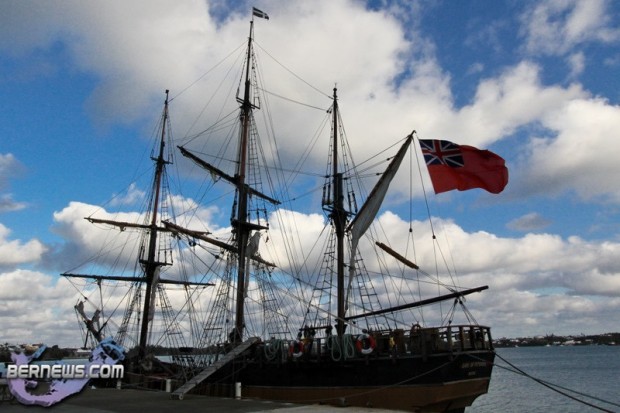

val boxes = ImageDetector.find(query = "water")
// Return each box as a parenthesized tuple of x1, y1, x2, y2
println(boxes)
(470, 346, 620, 412)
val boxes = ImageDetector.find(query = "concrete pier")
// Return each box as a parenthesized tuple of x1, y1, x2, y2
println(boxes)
(0, 387, 402, 412)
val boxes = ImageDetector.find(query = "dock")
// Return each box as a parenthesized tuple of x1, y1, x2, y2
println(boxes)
(0, 387, 401, 412)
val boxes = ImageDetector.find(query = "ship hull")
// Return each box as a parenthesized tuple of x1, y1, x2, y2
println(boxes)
(244, 379, 490, 412)
(195, 349, 495, 412)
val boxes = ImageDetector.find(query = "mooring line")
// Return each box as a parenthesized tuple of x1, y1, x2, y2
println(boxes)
(472, 351, 619, 413)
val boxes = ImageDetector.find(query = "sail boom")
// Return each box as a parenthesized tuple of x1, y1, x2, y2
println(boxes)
(62, 273, 146, 282)
(163, 220, 235, 250)
(232, 219, 269, 231)
(86, 217, 173, 233)
(62, 272, 214, 286)
(158, 279, 215, 287)
(345, 285, 489, 321)
(179, 145, 238, 185)
(179, 146, 280, 205)
(376, 242, 419, 269)
(162, 220, 276, 267)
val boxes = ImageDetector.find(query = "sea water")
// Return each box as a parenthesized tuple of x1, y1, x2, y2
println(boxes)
(470, 346, 620, 412)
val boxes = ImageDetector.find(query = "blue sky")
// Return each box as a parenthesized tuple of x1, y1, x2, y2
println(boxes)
(1, 0, 620, 346)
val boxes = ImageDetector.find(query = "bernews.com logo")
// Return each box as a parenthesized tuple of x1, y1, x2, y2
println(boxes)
(6, 363, 124, 380)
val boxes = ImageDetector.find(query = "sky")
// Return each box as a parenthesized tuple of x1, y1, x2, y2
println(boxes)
(1, 0, 620, 347)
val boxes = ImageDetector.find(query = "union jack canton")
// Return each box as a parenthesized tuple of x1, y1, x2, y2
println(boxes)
(419, 139, 464, 168)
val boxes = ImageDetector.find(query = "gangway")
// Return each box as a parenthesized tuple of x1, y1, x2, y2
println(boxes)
(170, 337, 259, 400)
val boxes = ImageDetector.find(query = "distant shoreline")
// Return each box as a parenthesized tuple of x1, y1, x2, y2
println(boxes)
(493, 332, 619, 348)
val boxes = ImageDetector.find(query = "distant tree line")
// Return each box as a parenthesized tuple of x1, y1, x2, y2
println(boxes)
(0, 344, 71, 362)
(494, 332, 620, 347)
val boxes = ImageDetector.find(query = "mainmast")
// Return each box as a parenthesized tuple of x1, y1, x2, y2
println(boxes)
(175, 13, 276, 344)
(232, 20, 255, 343)
(331, 88, 347, 336)
(138, 89, 171, 359)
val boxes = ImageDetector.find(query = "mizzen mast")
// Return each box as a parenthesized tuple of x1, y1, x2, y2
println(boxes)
(330, 88, 348, 336)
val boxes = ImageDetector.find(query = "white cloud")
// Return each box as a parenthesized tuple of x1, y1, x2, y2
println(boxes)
(109, 183, 146, 207)
(452, 62, 586, 146)
(520, 0, 620, 56)
(373, 212, 620, 299)
(0, 153, 23, 188)
(507, 212, 552, 232)
(567, 51, 586, 79)
(94, 205, 620, 341)
(1, 0, 620, 345)
(0, 223, 46, 266)
(522, 97, 620, 201)
(0, 195, 27, 214)
(2, 198, 620, 345)
(0, 153, 28, 213)
(0, 270, 80, 346)
(2, 1, 618, 206)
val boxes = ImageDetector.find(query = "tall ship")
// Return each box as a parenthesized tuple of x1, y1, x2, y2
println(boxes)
(63, 9, 506, 412)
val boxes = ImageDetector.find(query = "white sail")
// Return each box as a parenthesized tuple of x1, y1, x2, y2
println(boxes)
(147, 267, 161, 322)
(347, 134, 413, 279)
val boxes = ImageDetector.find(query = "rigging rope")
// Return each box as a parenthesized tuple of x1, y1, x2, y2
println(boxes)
(257, 86, 327, 111)
(254, 41, 331, 100)
(169, 41, 247, 103)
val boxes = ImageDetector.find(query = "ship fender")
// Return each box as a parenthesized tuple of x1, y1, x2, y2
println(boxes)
(355, 333, 376, 355)
(289, 340, 304, 358)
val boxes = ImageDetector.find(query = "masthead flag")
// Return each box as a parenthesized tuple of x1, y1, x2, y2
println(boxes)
(419, 139, 508, 194)
(252, 7, 269, 20)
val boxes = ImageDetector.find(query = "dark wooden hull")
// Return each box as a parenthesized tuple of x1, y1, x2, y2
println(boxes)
(194, 349, 495, 412)
(243, 379, 491, 412)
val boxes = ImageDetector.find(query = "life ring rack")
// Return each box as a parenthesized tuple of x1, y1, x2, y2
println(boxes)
(355, 333, 376, 355)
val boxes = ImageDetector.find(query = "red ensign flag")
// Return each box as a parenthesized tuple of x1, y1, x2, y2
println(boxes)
(419, 139, 508, 194)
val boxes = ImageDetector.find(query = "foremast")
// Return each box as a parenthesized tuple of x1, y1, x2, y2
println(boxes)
(64, 91, 172, 358)
(136, 90, 172, 359)
(63, 91, 213, 357)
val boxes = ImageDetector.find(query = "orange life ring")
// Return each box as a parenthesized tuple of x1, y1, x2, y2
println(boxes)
(289, 340, 304, 358)
(355, 333, 376, 355)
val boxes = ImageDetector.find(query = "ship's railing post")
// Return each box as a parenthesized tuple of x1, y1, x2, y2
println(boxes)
(485, 327, 493, 350)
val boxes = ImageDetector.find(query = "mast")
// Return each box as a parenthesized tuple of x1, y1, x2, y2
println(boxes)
(138, 89, 171, 358)
(175, 14, 276, 343)
(62, 90, 216, 358)
(331, 88, 347, 336)
(232, 20, 255, 343)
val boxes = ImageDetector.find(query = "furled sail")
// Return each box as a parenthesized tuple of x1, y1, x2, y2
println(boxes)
(346, 133, 413, 288)
(147, 267, 161, 321)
